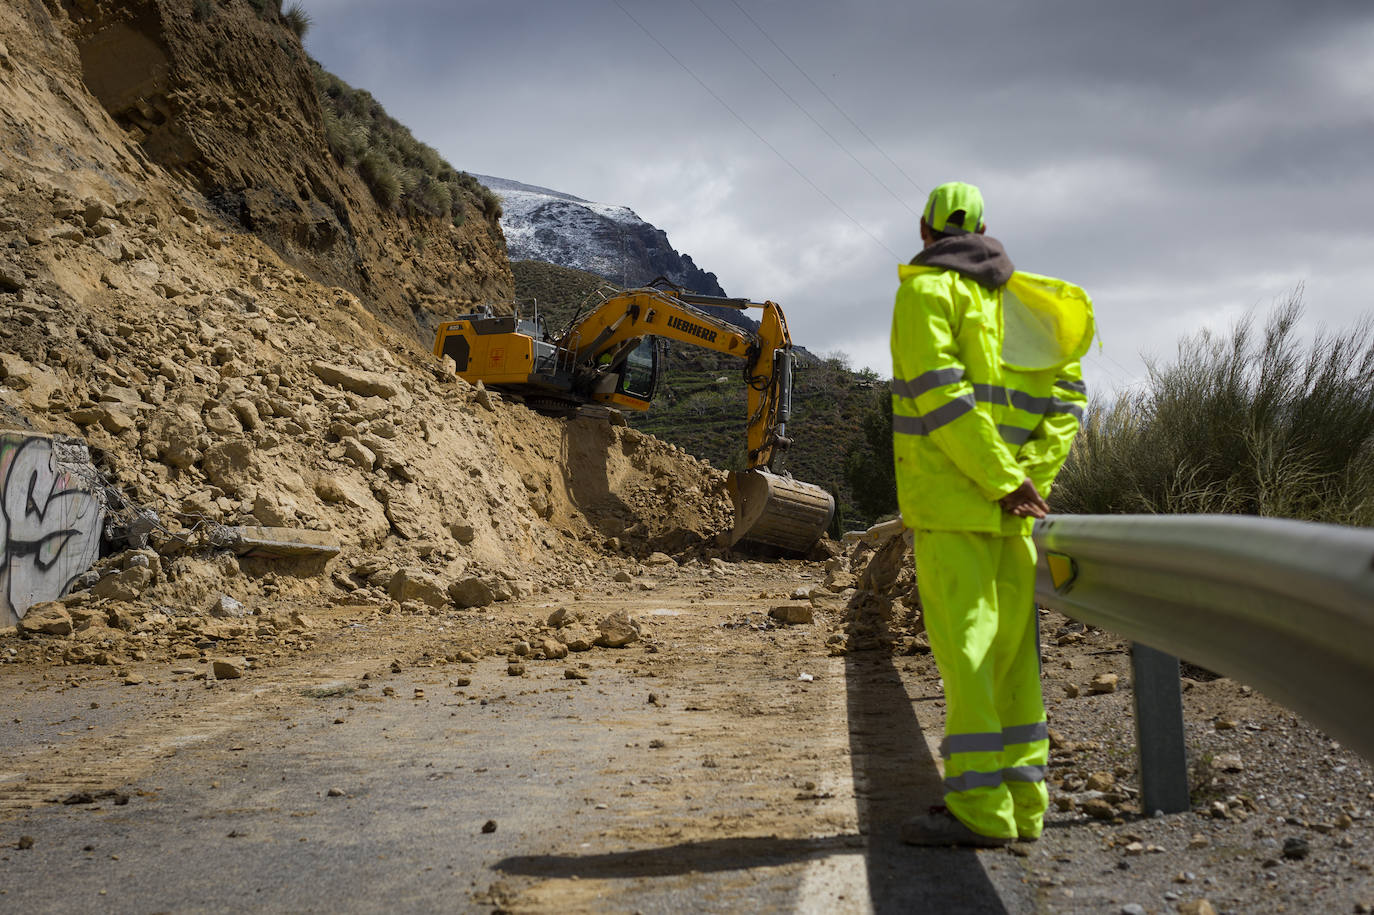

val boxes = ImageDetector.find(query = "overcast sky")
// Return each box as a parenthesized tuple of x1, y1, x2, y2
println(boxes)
(298, 0, 1374, 396)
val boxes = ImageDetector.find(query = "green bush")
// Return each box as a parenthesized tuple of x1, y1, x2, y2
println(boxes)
(283, 2, 311, 38)
(321, 107, 367, 166)
(477, 185, 502, 219)
(397, 166, 422, 197)
(1053, 290, 1374, 525)
(413, 177, 452, 218)
(844, 385, 898, 521)
(310, 60, 499, 224)
(358, 150, 401, 208)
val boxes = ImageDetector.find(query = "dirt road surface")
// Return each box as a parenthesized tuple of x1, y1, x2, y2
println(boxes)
(2, 559, 1371, 914)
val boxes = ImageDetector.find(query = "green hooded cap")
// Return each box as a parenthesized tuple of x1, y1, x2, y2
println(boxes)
(923, 181, 985, 236)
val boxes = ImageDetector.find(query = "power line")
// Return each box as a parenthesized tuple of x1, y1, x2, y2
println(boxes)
(728, 0, 927, 202)
(1102, 351, 1142, 384)
(612, 1, 900, 261)
(685, 0, 920, 218)
(1083, 347, 1140, 394)
(1087, 330, 1143, 387)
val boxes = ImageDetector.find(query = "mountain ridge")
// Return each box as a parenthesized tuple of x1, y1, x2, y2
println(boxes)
(476, 173, 727, 299)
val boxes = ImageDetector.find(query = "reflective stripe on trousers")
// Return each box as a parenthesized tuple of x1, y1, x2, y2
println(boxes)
(944, 765, 1048, 793)
(940, 721, 1049, 757)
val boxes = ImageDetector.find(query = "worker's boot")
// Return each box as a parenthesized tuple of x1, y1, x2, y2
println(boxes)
(899, 807, 1013, 848)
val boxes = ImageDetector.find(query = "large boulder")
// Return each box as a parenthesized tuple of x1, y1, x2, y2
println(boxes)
(388, 568, 449, 609)
(769, 603, 815, 625)
(378, 483, 426, 540)
(91, 567, 154, 602)
(146, 406, 205, 469)
(559, 626, 596, 652)
(547, 607, 585, 628)
(310, 362, 405, 400)
(17, 602, 73, 636)
(596, 610, 641, 648)
(201, 438, 256, 494)
(0, 354, 63, 410)
(447, 576, 494, 609)
(250, 492, 295, 527)
(209, 594, 248, 619)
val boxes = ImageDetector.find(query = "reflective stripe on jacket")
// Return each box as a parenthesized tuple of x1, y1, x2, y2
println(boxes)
(890, 266, 1093, 533)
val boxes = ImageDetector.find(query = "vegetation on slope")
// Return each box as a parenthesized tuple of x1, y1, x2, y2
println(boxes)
(312, 63, 501, 226)
(510, 260, 610, 332)
(843, 387, 898, 522)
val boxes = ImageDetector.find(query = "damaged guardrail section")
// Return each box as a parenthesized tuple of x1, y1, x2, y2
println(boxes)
(1032, 513, 1374, 811)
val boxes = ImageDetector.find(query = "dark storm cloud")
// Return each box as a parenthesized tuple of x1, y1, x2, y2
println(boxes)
(300, 0, 1374, 392)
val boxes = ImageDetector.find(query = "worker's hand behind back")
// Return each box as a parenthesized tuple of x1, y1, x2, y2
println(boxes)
(999, 479, 1050, 519)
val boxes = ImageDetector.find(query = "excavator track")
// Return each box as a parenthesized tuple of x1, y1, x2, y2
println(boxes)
(727, 469, 835, 554)
(522, 394, 581, 417)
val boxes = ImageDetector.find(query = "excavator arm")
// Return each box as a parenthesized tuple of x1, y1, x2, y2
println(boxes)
(564, 286, 793, 470)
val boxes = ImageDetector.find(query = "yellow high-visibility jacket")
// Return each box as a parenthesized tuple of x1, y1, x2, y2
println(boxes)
(891, 263, 1094, 534)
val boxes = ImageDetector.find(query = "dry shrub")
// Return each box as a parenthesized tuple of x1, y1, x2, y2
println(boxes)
(283, 3, 311, 39)
(1054, 288, 1374, 525)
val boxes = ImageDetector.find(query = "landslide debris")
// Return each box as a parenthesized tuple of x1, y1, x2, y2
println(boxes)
(49, 0, 510, 342)
(0, 0, 733, 662)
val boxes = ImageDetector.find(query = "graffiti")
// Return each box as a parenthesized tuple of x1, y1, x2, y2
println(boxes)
(0, 434, 104, 626)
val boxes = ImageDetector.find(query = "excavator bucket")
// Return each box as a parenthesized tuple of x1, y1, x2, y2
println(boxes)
(727, 469, 835, 554)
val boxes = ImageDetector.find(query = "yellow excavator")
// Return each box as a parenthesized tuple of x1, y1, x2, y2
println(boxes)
(432, 280, 835, 553)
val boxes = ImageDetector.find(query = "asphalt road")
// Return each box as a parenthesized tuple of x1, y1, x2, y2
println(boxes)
(0, 581, 1034, 913)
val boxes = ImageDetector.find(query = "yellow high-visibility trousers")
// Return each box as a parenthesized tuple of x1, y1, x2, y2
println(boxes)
(914, 529, 1048, 839)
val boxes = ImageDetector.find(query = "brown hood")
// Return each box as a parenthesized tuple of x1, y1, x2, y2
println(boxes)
(911, 234, 1015, 289)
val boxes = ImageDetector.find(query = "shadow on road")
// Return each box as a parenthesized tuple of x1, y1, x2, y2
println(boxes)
(844, 648, 1010, 913)
(498, 833, 864, 879)
(498, 642, 1012, 912)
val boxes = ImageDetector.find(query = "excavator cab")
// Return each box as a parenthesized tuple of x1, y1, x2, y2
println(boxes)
(591, 336, 660, 410)
(618, 337, 659, 400)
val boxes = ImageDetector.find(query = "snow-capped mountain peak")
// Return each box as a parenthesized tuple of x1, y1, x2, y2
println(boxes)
(475, 174, 726, 297)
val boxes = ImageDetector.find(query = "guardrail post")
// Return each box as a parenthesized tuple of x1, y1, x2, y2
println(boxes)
(1129, 642, 1191, 814)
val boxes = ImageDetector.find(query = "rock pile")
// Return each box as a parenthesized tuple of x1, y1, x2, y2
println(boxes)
(0, 3, 735, 641)
(817, 531, 928, 655)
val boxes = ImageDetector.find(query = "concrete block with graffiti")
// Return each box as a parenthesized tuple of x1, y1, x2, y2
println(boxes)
(0, 432, 104, 626)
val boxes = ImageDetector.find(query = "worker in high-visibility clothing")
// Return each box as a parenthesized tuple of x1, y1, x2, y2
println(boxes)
(892, 181, 1094, 846)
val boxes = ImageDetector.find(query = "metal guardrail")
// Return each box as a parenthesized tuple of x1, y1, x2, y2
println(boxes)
(1032, 513, 1374, 812)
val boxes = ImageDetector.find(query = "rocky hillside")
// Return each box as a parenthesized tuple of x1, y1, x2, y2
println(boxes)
(477, 175, 724, 298)
(48, 0, 511, 345)
(0, 0, 735, 625)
